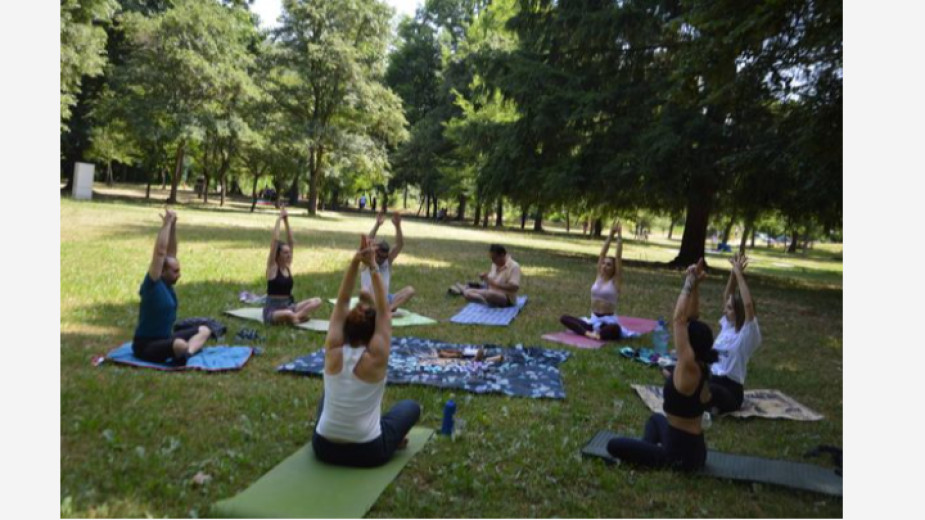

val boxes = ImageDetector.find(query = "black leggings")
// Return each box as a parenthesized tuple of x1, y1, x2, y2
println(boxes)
(132, 326, 200, 364)
(606, 413, 707, 471)
(708, 375, 745, 414)
(560, 315, 623, 340)
(312, 397, 421, 468)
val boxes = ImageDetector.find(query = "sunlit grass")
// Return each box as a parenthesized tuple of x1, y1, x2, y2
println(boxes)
(61, 193, 843, 518)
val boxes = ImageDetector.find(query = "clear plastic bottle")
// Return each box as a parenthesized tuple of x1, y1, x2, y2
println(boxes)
(652, 318, 669, 355)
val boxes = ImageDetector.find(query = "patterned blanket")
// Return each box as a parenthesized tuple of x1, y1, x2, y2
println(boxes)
(278, 336, 571, 399)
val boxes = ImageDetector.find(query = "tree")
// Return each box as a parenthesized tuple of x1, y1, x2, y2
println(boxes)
(108, 0, 258, 203)
(269, 0, 406, 214)
(61, 0, 119, 130)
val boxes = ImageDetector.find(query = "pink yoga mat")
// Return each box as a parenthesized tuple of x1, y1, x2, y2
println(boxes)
(542, 331, 605, 349)
(541, 316, 659, 349)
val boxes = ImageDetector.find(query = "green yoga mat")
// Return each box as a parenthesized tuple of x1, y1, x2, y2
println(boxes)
(581, 430, 842, 497)
(224, 308, 330, 332)
(326, 298, 438, 327)
(213, 427, 434, 518)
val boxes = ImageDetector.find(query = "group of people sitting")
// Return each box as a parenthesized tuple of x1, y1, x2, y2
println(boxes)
(130, 210, 760, 471)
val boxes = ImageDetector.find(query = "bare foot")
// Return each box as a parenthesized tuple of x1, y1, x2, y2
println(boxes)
(584, 331, 601, 341)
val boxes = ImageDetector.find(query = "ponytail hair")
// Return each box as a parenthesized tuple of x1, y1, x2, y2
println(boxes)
(343, 304, 376, 346)
(687, 320, 719, 365)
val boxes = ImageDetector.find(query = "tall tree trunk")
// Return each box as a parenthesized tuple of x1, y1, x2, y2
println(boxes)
(739, 222, 751, 254)
(202, 174, 211, 204)
(219, 176, 226, 207)
(250, 174, 259, 212)
(482, 205, 489, 227)
(750, 227, 756, 249)
(145, 170, 153, 200)
(533, 206, 544, 232)
(593, 218, 603, 238)
(425, 193, 431, 218)
(403, 186, 408, 209)
(495, 198, 503, 227)
(721, 216, 735, 245)
(167, 141, 185, 204)
(105, 161, 113, 186)
(520, 205, 528, 229)
(432, 194, 438, 218)
(668, 216, 677, 240)
(566, 211, 570, 233)
(670, 189, 713, 267)
(473, 198, 482, 226)
(161, 167, 167, 190)
(456, 194, 466, 220)
(787, 228, 800, 253)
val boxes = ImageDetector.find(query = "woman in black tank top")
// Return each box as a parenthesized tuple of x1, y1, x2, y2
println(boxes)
(263, 208, 322, 325)
(607, 259, 719, 471)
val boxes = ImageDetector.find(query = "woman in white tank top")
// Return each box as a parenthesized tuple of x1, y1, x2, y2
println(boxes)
(312, 235, 421, 468)
(560, 221, 626, 340)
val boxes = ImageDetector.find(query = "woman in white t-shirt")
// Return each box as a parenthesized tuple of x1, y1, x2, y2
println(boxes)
(708, 253, 762, 414)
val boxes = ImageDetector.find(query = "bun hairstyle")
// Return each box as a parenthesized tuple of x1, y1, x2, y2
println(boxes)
(344, 304, 376, 346)
(687, 320, 719, 365)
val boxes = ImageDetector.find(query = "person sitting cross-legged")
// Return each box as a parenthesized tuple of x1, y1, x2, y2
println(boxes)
(312, 235, 421, 468)
(448, 244, 522, 307)
(131, 210, 211, 364)
(358, 211, 415, 313)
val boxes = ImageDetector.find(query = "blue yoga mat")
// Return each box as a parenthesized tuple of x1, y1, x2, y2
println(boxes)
(279, 336, 570, 399)
(103, 342, 255, 372)
(450, 296, 528, 326)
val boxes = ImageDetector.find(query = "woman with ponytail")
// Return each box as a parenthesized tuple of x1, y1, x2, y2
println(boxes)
(263, 207, 322, 325)
(312, 235, 420, 467)
(606, 259, 718, 471)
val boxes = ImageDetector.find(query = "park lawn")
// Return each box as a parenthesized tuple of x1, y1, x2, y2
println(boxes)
(61, 195, 843, 518)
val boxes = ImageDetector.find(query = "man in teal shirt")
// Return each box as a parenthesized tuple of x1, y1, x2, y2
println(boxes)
(132, 210, 211, 363)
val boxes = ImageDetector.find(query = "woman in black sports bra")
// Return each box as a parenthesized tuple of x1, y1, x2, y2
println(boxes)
(607, 259, 718, 471)
(263, 208, 322, 325)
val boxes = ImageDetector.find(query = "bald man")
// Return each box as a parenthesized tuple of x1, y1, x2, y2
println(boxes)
(131, 210, 211, 364)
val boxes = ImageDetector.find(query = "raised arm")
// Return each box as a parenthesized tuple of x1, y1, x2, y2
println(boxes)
(731, 254, 756, 321)
(614, 223, 624, 290)
(266, 214, 283, 276)
(148, 210, 175, 281)
(281, 207, 294, 251)
(368, 211, 386, 241)
(389, 212, 404, 263)
(364, 252, 393, 368)
(672, 267, 705, 393)
(685, 258, 706, 321)
(166, 211, 178, 258)
(325, 236, 371, 349)
(598, 220, 617, 272)
(722, 266, 737, 308)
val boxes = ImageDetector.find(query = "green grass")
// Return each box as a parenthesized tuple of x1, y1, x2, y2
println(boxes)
(61, 191, 843, 518)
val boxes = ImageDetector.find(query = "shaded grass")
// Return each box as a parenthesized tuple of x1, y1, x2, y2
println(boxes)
(61, 197, 843, 517)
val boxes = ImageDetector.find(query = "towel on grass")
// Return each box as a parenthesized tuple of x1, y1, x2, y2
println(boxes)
(450, 296, 528, 326)
(326, 297, 438, 327)
(632, 384, 824, 421)
(98, 342, 254, 372)
(279, 336, 570, 399)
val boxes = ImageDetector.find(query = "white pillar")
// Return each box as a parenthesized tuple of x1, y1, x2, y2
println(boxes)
(72, 162, 95, 200)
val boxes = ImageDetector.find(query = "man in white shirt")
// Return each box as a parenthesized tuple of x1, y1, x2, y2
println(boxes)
(359, 211, 415, 313)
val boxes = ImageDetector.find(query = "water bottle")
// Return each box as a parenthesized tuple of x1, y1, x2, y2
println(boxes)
(440, 400, 456, 436)
(652, 318, 669, 355)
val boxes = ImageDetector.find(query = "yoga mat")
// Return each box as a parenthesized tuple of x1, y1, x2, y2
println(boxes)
(100, 342, 254, 372)
(212, 427, 434, 518)
(541, 331, 606, 349)
(450, 296, 528, 326)
(326, 298, 438, 327)
(632, 384, 824, 421)
(581, 431, 842, 497)
(279, 336, 571, 399)
(224, 308, 330, 332)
